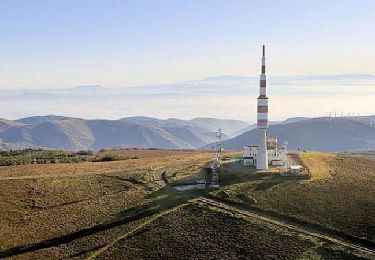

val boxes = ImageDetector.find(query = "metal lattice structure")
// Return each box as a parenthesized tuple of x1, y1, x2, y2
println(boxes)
(210, 128, 222, 187)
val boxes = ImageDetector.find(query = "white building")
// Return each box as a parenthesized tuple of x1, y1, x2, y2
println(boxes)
(290, 165, 302, 175)
(243, 137, 288, 167)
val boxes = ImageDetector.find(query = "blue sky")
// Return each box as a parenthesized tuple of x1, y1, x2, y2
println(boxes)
(1, 0, 375, 88)
(0, 0, 374, 120)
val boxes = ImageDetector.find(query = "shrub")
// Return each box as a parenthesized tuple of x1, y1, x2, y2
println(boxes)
(76, 150, 94, 156)
(98, 155, 119, 162)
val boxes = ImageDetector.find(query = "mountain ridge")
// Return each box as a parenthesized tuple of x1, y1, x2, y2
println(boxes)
(204, 116, 375, 152)
(2, 115, 375, 152)
(0, 116, 249, 151)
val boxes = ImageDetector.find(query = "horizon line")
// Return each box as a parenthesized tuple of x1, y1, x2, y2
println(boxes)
(2, 72, 375, 90)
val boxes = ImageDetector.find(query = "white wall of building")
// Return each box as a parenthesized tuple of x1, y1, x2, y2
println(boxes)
(243, 143, 287, 167)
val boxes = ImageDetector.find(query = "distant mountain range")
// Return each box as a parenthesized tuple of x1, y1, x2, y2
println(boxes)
(0, 116, 249, 151)
(2, 115, 374, 152)
(208, 116, 375, 152)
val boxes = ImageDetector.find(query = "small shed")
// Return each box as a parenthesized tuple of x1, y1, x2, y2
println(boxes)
(290, 165, 302, 175)
(196, 180, 206, 190)
(243, 157, 255, 165)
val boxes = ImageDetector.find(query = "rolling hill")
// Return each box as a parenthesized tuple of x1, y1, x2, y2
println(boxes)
(0, 116, 249, 151)
(120, 116, 247, 138)
(2, 115, 375, 152)
(212, 116, 375, 152)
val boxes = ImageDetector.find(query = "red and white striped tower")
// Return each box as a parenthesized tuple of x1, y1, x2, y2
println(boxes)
(256, 45, 268, 170)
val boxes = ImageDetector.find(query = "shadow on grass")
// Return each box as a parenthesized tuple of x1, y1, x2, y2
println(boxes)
(218, 161, 310, 191)
(0, 185, 201, 259)
(168, 163, 210, 187)
(0, 160, 309, 259)
(167, 160, 309, 193)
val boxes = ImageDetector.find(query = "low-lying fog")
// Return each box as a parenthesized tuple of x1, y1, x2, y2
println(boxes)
(1, 74, 374, 121)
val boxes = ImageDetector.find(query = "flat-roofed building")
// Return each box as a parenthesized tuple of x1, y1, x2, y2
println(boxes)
(243, 137, 287, 167)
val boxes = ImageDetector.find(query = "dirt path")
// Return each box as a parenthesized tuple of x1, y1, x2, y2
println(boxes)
(153, 161, 197, 187)
(86, 202, 188, 260)
(83, 161, 375, 259)
(0, 171, 116, 181)
(153, 165, 174, 187)
(83, 193, 375, 259)
(195, 196, 375, 258)
(5, 157, 372, 259)
(0, 194, 189, 259)
(0, 173, 74, 181)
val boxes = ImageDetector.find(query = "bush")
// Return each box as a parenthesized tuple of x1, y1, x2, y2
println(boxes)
(98, 155, 119, 162)
(0, 148, 120, 166)
(76, 150, 94, 156)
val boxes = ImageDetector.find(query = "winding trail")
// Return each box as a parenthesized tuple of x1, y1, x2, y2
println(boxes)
(153, 161, 200, 187)
(195, 196, 375, 258)
(3, 160, 374, 259)
(86, 202, 188, 260)
(85, 163, 375, 259)
(86, 194, 375, 259)
(153, 164, 173, 187)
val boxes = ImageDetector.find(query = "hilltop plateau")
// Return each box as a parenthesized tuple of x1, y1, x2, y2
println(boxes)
(0, 148, 374, 259)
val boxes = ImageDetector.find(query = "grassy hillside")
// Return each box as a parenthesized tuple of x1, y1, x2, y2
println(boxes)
(0, 149, 211, 259)
(0, 149, 374, 259)
(216, 151, 375, 244)
(98, 203, 365, 260)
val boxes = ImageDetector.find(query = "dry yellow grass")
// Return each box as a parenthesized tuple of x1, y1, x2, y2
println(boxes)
(0, 149, 211, 179)
(217, 151, 375, 244)
(299, 151, 337, 180)
(0, 148, 212, 259)
(3, 148, 373, 259)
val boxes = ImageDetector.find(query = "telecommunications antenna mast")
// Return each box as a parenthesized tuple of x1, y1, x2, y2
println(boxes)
(216, 128, 223, 159)
(209, 128, 222, 188)
(283, 140, 289, 172)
